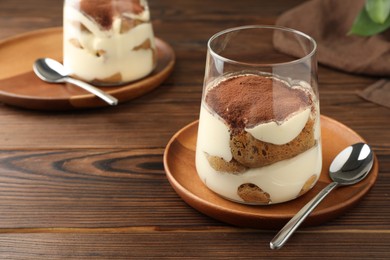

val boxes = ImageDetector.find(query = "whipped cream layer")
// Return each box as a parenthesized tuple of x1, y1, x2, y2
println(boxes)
(245, 108, 311, 145)
(197, 103, 317, 159)
(195, 141, 322, 204)
(63, 0, 156, 84)
(197, 105, 232, 162)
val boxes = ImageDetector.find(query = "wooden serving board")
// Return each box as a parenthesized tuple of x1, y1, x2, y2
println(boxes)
(0, 27, 175, 110)
(164, 115, 379, 229)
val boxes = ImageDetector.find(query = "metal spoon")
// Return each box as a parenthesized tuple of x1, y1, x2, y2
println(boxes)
(270, 142, 374, 250)
(33, 58, 118, 106)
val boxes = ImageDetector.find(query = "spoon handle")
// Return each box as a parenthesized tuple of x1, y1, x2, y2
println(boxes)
(65, 77, 118, 106)
(270, 181, 339, 250)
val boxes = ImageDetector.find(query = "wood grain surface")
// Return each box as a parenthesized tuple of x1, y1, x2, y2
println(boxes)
(0, 0, 389, 258)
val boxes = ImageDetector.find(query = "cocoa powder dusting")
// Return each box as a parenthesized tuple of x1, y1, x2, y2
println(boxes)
(205, 74, 312, 132)
(80, 0, 144, 29)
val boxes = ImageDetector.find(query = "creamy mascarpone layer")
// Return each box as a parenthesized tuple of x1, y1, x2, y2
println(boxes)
(197, 104, 315, 160)
(195, 141, 322, 204)
(197, 105, 233, 162)
(245, 108, 311, 145)
(63, 4, 155, 83)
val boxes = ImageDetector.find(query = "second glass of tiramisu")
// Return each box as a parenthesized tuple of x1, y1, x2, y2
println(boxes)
(196, 25, 321, 205)
(63, 0, 156, 86)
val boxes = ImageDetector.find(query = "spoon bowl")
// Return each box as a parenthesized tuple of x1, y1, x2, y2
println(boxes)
(33, 58, 118, 106)
(329, 143, 373, 185)
(270, 142, 374, 250)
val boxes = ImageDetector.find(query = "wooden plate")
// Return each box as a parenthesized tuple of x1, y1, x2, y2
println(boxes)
(163, 115, 379, 229)
(0, 27, 175, 110)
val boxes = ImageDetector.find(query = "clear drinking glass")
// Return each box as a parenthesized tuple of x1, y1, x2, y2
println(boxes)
(195, 25, 321, 205)
(63, 0, 156, 86)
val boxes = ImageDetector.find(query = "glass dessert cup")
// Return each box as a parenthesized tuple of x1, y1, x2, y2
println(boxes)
(195, 25, 322, 205)
(63, 0, 157, 86)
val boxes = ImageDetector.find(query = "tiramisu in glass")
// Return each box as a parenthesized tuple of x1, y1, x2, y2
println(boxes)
(196, 26, 321, 204)
(63, 0, 156, 85)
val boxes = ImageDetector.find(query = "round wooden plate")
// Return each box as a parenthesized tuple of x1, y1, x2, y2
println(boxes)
(0, 27, 175, 110)
(163, 115, 378, 229)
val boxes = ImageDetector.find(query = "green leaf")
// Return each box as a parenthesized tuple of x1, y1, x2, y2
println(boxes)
(365, 0, 390, 24)
(349, 6, 390, 36)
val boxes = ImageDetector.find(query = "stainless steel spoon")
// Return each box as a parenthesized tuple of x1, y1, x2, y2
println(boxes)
(33, 58, 118, 106)
(270, 142, 374, 250)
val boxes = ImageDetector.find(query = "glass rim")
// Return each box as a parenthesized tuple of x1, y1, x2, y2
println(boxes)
(207, 25, 317, 67)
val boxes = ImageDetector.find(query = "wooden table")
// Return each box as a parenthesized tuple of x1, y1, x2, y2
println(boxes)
(0, 0, 389, 258)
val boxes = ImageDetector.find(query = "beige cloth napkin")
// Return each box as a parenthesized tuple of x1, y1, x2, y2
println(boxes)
(275, 0, 390, 108)
(358, 79, 390, 108)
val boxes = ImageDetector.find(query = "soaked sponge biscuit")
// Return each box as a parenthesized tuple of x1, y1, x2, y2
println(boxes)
(237, 183, 271, 204)
(298, 174, 318, 197)
(230, 118, 316, 168)
(206, 153, 247, 174)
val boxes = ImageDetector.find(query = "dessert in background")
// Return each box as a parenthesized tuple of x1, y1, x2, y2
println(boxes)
(63, 0, 156, 85)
